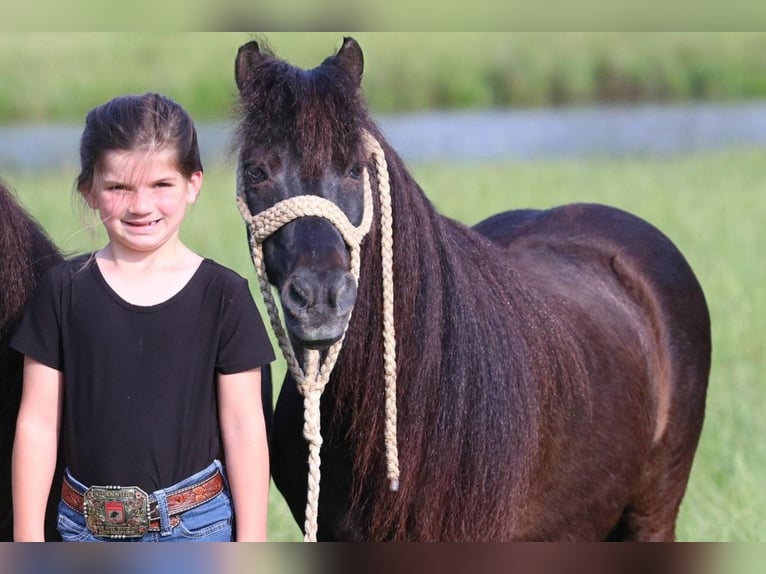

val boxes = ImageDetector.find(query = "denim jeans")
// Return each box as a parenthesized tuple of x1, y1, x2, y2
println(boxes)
(57, 460, 234, 542)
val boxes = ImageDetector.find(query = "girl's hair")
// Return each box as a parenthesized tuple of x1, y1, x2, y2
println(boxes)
(76, 93, 203, 193)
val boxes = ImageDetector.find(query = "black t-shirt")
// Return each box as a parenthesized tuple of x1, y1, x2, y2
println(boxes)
(11, 256, 275, 492)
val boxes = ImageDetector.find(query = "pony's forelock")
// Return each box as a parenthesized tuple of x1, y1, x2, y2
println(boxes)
(235, 50, 370, 180)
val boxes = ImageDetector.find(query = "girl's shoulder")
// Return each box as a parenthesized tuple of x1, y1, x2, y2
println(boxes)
(197, 259, 249, 284)
(39, 253, 95, 283)
(194, 259, 253, 296)
(22, 254, 98, 309)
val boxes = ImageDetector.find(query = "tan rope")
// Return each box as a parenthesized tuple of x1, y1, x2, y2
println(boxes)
(236, 131, 399, 542)
(301, 349, 322, 541)
(361, 132, 400, 491)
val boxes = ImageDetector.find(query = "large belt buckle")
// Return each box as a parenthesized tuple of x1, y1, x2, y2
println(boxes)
(83, 485, 150, 539)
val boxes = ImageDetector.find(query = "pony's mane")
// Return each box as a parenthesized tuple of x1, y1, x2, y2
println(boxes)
(234, 46, 594, 540)
(0, 182, 62, 337)
(234, 46, 370, 180)
(329, 139, 593, 539)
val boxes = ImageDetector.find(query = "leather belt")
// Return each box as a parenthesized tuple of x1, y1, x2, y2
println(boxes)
(61, 469, 225, 533)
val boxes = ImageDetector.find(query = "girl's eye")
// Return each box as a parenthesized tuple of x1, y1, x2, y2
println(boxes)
(247, 167, 268, 185)
(347, 163, 363, 180)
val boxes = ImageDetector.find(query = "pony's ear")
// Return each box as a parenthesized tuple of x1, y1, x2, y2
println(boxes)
(235, 40, 266, 94)
(335, 37, 364, 87)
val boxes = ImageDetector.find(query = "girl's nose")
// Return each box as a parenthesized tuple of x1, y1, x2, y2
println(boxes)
(129, 187, 153, 214)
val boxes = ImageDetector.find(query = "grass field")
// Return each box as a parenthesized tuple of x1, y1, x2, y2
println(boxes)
(4, 145, 763, 541)
(3, 33, 766, 123)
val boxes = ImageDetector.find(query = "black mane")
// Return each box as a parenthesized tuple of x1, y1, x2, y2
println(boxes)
(235, 46, 369, 180)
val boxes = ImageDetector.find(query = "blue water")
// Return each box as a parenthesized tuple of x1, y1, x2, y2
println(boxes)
(2, 101, 766, 172)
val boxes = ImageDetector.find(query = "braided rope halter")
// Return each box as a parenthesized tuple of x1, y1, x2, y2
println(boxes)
(236, 131, 399, 542)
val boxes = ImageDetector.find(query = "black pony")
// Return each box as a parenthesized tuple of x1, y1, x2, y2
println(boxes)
(0, 181, 63, 541)
(234, 37, 711, 541)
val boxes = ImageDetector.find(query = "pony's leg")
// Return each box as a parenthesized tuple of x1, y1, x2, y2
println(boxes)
(606, 247, 708, 542)
(608, 436, 700, 541)
(615, 325, 707, 542)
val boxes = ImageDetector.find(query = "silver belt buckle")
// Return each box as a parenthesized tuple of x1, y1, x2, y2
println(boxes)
(83, 485, 150, 539)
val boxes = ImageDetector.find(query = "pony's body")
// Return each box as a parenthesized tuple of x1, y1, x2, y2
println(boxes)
(269, 197, 708, 542)
(235, 37, 710, 541)
(0, 182, 63, 540)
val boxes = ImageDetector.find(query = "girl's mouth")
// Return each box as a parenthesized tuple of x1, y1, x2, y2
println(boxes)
(124, 219, 161, 227)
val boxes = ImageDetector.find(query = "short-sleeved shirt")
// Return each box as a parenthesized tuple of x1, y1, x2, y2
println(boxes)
(11, 256, 275, 492)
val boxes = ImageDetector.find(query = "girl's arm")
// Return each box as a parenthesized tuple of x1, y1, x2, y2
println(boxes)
(12, 357, 63, 541)
(218, 367, 270, 542)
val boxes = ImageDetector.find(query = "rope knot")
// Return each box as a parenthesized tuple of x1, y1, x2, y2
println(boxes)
(301, 389, 324, 447)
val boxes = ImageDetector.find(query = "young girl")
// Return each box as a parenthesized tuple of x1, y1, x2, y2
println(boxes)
(11, 93, 274, 542)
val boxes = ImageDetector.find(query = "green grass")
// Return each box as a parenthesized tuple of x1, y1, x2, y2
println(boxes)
(4, 33, 766, 123)
(4, 147, 763, 541)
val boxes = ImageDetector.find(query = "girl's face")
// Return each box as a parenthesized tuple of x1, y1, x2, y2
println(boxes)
(86, 148, 201, 257)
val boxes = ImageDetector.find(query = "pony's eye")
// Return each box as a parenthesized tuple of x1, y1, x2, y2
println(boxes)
(246, 166, 268, 185)
(347, 163, 363, 180)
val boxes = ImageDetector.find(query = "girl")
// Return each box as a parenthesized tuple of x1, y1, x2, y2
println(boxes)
(11, 93, 274, 542)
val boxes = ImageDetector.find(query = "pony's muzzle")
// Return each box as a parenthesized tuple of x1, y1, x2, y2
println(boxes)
(281, 268, 358, 349)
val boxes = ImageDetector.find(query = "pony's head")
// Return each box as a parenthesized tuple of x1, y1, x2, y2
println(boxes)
(234, 37, 373, 350)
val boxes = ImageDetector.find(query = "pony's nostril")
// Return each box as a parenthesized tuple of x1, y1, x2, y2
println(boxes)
(284, 276, 314, 311)
(283, 269, 356, 321)
(330, 273, 357, 312)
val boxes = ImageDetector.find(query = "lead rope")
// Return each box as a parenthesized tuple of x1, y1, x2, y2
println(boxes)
(236, 131, 399, 542)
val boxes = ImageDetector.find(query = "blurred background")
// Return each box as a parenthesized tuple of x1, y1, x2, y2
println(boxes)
(0, 32, 763, 542)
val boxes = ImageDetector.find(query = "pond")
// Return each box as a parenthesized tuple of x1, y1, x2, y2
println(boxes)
(1, 101, 766, 172)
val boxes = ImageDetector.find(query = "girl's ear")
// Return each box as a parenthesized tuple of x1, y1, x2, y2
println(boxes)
(81, 187, 97, 209)
(186, 171, 203, 204)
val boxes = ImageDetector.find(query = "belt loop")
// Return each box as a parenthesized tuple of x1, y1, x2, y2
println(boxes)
(153, 490, 173, 536)
(213, 459, 226, 483)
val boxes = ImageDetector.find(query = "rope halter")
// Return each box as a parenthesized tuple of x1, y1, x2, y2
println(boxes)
(236, 131, 399, 542)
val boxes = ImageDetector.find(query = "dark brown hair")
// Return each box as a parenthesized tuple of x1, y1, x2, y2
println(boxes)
(76, 93, 202, 193)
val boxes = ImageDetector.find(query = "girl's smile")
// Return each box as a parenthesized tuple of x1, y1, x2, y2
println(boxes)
(123, 218, 162, 230)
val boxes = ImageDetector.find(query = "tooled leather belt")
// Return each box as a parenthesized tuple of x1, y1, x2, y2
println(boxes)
(61, 469, 225, 533)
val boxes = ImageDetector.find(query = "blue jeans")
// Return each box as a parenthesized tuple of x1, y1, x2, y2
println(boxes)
(57, 460, 234, 542)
